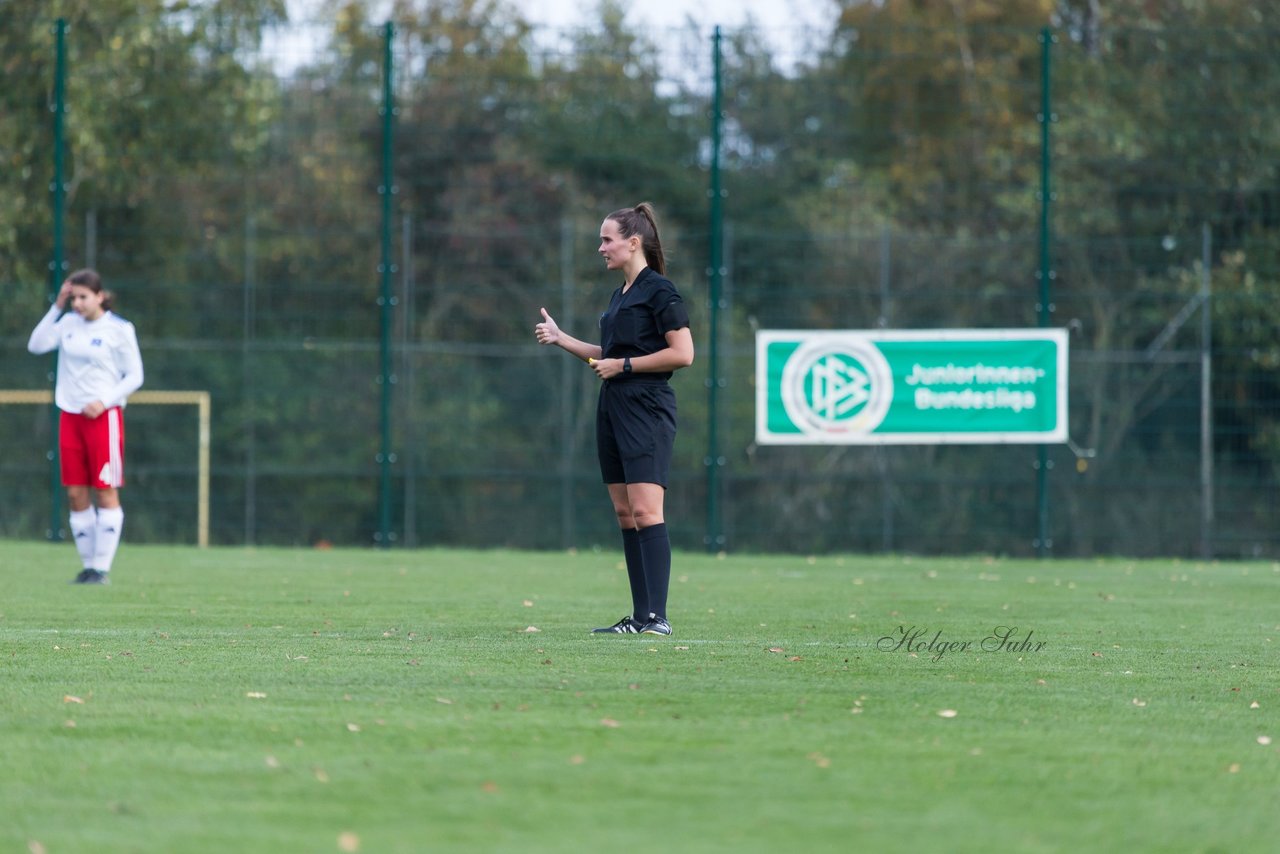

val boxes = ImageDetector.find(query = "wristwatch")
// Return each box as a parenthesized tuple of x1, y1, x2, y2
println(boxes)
(623, 357, 632, 374)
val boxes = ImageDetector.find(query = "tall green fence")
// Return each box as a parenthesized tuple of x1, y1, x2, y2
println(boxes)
(2, 4, 1277, 559)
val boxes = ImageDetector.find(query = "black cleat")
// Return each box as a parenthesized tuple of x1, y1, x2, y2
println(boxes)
(639, 615, 672, 636)
(71, 568, 109, 585)
(591, 615, 643, 634)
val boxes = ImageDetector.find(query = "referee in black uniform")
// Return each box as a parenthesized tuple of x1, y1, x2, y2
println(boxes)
(535, 203, 694, 636)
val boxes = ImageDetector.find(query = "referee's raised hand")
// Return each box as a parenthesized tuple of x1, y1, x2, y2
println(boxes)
(534, 307, 560, 345)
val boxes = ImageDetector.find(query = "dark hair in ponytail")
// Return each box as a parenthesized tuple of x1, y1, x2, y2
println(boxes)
(606, 202, 666, 276)
(68, 268, 114, 311)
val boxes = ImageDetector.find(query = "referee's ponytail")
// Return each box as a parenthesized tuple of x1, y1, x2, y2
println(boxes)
(607, 202, 666, 276)
(68, 268, 114, 312)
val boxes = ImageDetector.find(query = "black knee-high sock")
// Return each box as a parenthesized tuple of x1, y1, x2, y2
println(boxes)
(637, 523, 670, 620)
(621, 528, 648, 622)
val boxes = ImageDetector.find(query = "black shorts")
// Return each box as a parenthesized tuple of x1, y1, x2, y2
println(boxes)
(596, 380, 677, 487)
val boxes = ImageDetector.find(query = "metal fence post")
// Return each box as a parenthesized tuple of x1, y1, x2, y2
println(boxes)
(705, 26, 725, 553)
(47, 18, 68, 542)
(376, 20, 397, 548)
(1035, 27, 1056, 558)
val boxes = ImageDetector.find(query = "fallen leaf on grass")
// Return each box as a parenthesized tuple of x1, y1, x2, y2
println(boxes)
(338, 831, 360, 852)
(523, 600, 534, 607)
(524, 626, 541, 633)
(1132, 698, 1147, 707)
(1250, 701, 1260, 709)
(937, 709, 958, 718)
(767, 647, 784, 654)
(569, 755, 585, 765)
(1227, 763, 1241, 774)
(789, 656, 803, 661)
(314, 768, 330, 783)
(807, 752, 831, 768)
(63, 696, 85, 705)
(1259, 736, 1273, 746)
(246, 692, 267, 699)
(265, 755, 281, 769)
(436, 697, 453, 705)
(481, 781, 500, 793)
(346, 723, 361, 732)
(600, 718, 621, 728)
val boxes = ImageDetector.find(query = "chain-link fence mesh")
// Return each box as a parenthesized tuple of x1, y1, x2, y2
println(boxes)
(2, 4, 1277, 558)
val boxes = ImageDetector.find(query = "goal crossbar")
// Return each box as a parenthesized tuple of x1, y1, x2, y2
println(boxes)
(0, 390, 211, 547)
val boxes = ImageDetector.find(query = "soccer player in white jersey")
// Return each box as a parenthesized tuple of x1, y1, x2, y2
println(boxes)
(28, 269, 144, 584)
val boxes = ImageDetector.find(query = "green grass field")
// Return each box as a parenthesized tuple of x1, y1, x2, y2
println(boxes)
(2, 540, 1277, 853)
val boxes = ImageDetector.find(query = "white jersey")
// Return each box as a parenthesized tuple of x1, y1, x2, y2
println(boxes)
(28, 305, 145, 414)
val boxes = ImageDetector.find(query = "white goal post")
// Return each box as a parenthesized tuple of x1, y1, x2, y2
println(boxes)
(0, 390, 211, 547)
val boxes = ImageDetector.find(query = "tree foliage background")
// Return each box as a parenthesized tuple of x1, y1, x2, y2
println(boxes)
(2, 0, 1277, 558)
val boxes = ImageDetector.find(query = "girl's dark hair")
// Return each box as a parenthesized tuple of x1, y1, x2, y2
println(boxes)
(607, 202, 666, 276)
(68, 268, 113, 311)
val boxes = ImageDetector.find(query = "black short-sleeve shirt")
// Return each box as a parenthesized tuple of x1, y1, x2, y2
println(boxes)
(599, 267, 690, 381)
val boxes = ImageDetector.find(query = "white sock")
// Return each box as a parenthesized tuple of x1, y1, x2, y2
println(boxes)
(69, 508, 97, 569)
(93, 507, 125, 573)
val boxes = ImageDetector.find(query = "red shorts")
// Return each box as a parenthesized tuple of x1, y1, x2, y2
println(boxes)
(59, 408, 126, 489)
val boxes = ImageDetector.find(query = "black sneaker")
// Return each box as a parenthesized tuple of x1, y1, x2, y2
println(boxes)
(71, 569, 109, 585)
(591, 615, 643, 634)
(639, 615, 672, 636)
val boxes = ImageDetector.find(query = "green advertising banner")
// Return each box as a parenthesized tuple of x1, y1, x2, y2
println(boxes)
(756, 329, 1068, 445)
